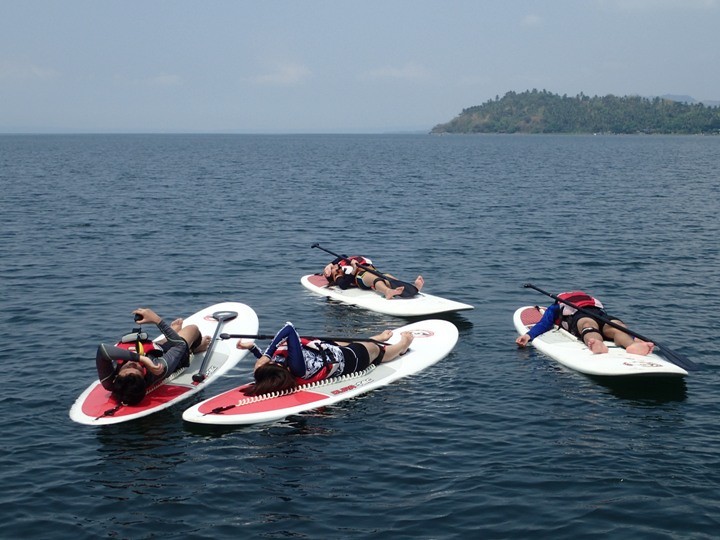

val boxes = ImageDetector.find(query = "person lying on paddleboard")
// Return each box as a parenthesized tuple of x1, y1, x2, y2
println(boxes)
(515, 291, 655, 355)
(95, 308, 210, 405)
(322, 255, 424, 300)
(237, 322, 414, 396)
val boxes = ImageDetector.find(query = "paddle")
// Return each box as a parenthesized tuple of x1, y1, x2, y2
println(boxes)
(522, 283, 698, 371)
(219, 333, 390, 346)
(311, 243, 419, 298)
(192, 310, 239, 383)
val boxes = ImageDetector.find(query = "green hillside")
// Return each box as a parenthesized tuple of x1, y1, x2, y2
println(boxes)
(431, 90, 720, 134)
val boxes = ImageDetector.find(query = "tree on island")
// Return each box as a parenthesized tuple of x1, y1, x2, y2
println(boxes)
(431, 89, 720, 135)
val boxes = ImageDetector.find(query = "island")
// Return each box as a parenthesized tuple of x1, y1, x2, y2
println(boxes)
(431, 90, 720, 135)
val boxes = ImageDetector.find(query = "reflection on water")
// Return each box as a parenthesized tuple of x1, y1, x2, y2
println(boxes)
(594, 376, 688, 404)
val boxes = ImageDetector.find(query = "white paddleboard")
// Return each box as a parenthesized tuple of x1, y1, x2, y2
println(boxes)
(513, 305, 687, 378)
(69, 302, 259, 425)
(182, 319, 459, 426)
(301, 274, 473, 317)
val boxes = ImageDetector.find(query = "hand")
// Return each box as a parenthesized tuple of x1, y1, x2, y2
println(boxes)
(133, 308, 161, 325)
(516, 334, 531, 347)
(138, 355, 164, 375)
(236, 339, 256, 350)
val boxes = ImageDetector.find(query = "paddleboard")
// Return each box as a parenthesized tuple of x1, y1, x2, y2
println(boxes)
(69, 302, 259, 425)
(182, 318, 459, 426)
(301, 274, 473, 317)
(513, 305, 687, 378)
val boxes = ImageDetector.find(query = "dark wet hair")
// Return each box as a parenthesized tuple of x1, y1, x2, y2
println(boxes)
(113, 372, 147, 405)
(244, 363, 297, 396)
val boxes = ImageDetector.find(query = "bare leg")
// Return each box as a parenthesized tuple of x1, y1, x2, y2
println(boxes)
(359, 272, 404, 299)
(380, 331, 414, 362)
(178, 324, 210, 353)
(576, 317, 608, 354)
(348, 330, 414, 364)
(604, 321, 654, 355)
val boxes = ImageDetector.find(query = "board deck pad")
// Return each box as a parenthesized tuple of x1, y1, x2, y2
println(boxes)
(301, 274, 473, 317)
(69, 302, 259, 425)
(513, 305, 687, 378)
(182, 318, 459, 425)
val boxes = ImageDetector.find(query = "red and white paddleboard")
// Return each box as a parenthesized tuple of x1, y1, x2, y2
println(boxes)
(514, 306, 687, 378)
(182, 319, 459, 426)
(301, 274, 473, 317)
(69, 302, 259, 425)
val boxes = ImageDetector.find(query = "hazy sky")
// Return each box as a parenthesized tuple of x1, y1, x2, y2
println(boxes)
(1, 0, 718, 133)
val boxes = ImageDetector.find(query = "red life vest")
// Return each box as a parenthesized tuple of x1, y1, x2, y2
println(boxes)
(338, 256, 373, 272)
(557, 291, 604, 317)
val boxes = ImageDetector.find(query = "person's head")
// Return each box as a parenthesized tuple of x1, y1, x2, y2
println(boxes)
(323, 263, 336, 280)
(324, 263, 344, 285)
(245, 362, 296, 396)
(113, 362, 147, 405)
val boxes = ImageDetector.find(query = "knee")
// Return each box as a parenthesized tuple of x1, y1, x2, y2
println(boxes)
(604, 320, 625, 337)
(365, 343, 380, 360)
(576, 318, 599, 332)
(180, 324, 201, 340)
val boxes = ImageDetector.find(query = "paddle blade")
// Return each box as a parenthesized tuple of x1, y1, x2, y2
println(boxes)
(655, 344, 700, 372)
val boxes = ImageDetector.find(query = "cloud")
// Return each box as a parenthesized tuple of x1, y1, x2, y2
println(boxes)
(359, 62, 431, 82)
(520, 14, 543, 27)
(249, 63, 311, 86)
(0, 62, 59, 81)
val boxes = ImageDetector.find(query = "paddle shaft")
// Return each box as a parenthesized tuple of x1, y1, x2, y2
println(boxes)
(311, 243, 418, 297)
(219, 333, 389, 346)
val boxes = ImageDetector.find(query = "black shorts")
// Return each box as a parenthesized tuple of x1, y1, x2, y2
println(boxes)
(567, 307, 621, 338)
(339, 343, 372, 375)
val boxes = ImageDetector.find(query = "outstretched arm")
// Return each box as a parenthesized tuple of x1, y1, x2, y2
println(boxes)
(517, 304, 560, 345)
(133, 308, 184, 346)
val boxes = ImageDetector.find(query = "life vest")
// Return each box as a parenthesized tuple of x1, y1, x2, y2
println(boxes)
(337, 256, 374, 274)
(556, 291, 604, 318)
(272, 337, 341, 384)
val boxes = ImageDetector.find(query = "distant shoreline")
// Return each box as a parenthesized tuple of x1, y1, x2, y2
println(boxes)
(431, 90, 720, 135)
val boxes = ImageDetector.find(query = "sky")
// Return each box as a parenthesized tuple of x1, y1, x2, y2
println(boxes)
(1, 0, 718, 133)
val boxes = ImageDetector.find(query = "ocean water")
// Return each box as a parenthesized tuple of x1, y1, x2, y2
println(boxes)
(1, 133, 719, 539)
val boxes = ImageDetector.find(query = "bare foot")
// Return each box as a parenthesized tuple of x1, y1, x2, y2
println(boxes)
(373, 329, 393, 341)
(194, 335, 211, 353)
(385, 286, 404, 299)
(171, 318, 183, 332)
(414, 275, 424, 291)
(626, 339, 654, 356)
(587, 337, 609, 354)
(397, 331, 414, 354)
